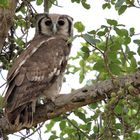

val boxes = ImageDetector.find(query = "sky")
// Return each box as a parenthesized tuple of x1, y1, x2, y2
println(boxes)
(0, 0, 140, 139)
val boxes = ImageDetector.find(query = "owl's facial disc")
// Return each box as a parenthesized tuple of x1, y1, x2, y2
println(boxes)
(52, 19, 65, 35)
(52, 23, 57, 34)
(37, 14, 73, 37)
(44, 17, 66, 35)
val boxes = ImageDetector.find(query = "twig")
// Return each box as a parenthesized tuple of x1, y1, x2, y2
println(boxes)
(0, 71, 6, 82)
(103, 29, 114, 79)
(0, 82, 7, 89)
(137, 0, 140, 6)
(23, 122, 45, 140)
(37, 123, 42, 140)
(81, 34, 104, 55)
(16, 1, 25, 12)
(44, 0, 49, 13)
(133, 32, 140, 36)
(12, 133, 32, 140)
(120, 47, 131, 65)
(128, 0, 140, 8)
(65, 116, 91, 140)
(50, 0, 62, 8)
(18, 131, 32, 140)
(24, 0, 37, 13)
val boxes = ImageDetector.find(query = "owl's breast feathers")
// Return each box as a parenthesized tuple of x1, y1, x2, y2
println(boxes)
(4, 35, 71, 129)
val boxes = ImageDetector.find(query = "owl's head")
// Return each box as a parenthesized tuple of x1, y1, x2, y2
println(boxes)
(36, 13, 73, 38)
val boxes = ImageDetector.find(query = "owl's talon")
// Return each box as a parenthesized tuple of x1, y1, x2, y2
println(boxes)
(45, 100, 55, 113)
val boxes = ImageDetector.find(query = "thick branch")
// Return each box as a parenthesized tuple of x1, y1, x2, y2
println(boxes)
(1, 71, 140, 135)
(0, 0, 17, 52)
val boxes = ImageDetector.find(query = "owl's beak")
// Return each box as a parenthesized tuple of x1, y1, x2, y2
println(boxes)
(52, 23, 57, 34)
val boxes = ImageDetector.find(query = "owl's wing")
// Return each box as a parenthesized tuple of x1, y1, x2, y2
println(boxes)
(4, 36, 71, 128)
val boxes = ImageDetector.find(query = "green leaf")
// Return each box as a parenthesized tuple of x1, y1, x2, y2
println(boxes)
(36, 0, 43, 5)
(137, 47, 140, 56)
(75, 111, 87, 122)
(121, 29, 128, 36)
(134, 39, 140, 47)
(108, 51, 117, 60)
(16, 19, 26, 27)
(127, 51, 136, 59)
(129, 27, 135, 36)
(110, 37, 121, 51)
(79, 70, 85, 83)
(114, 27, 122, 36)
(91, 113, 99, 120)
(89, 103, 98, 109)
(96, 42, 106, 51)
(115, 123, 122, 129)
(115, 0, 125, 9)
(106, 19, 118, 26)
(97, 31, 106, 36)
(59, 121, 66, 130)
(16, 38, 25, 47)
(109, 63, 122, 75)
(114, 27, 128, 37)
(79, 59, 85, 67)
(49, 135, 58, 140)
(102, 3, 111, 9)
(81, 46, 90, 60)
(81, 0, 90, 9)
(83, 52, 89, 60)
(45, 121, 55, 131)
(83, 34, 100, 45)
(93, 60, 105, 72)
(88, 30, 96, 34)
(79, 122, 92, 132)
(20, 6, 26, 14)
(123, 36, 131, 45)
(71, 0, 80, 3)
(0, 0, 9, 7)
(81, 46, 89, 53)
(64, 127, 75, 134)
(114, 104, 123, 114)
(131, 133, 140, 139)
(130, 57, 137, 71)
(74, 21, 85, 32)
(118, 5, 127, 15)
(93, 126, 98, 133)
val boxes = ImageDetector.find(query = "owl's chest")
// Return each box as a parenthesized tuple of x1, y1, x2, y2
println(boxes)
(29, 41, 70, 64)
(42, 73, 64, 101)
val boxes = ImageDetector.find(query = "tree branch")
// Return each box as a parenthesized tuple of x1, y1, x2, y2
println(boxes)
(0, 71, 140, 135)
(0, 0, 17, 53)
(44, 0, 49, 13)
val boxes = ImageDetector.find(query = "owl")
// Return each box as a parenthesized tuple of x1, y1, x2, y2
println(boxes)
(4, 13, 73, 130)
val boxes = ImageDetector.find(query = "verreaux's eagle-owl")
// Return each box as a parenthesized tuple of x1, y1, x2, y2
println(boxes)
(4, 13, 73, 129)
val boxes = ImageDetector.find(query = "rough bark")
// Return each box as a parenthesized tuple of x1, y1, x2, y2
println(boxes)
(1, 71, 140, 135)
(0, 0, 17, 53)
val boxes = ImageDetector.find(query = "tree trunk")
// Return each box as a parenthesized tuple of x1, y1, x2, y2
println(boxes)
(0, 0, 17, 53)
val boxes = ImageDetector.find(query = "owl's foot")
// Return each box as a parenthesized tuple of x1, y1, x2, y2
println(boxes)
(45, 99, 55, 113)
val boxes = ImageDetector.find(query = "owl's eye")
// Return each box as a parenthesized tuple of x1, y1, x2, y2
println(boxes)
(58, 20, 65, 26)
(45, 20, 52, 26)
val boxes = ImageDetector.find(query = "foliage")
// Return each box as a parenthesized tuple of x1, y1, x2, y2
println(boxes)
(73, 19, 138, 82)
(0, 0, 140, 140)
(0, 0, 9, 7)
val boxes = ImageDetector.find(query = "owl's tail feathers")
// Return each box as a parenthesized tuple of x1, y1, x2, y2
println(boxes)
(5, 102, 35, 130)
